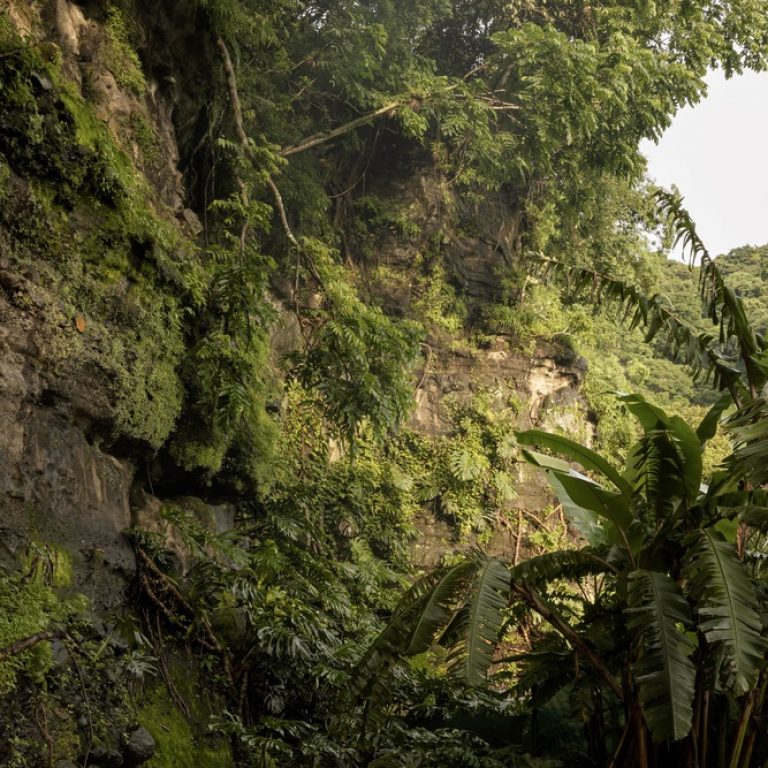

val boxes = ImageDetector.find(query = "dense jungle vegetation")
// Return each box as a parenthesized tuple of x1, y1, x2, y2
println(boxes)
(2, 0, 768, 766)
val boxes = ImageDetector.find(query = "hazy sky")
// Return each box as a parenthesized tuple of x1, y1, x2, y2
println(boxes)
(641, 69, 768, 258)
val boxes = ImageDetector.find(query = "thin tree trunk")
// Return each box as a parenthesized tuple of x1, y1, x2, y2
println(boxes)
(729, 693, 754, 768)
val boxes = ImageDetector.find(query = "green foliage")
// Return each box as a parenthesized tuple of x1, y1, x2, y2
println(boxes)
(104, 5, 146, 95)
(445, 558, 510, 686)
(292, 239, 421, 444)
(684, 529, 766, 696)
(140, 685, 232, 768)
(9, 0, 768, 765)
(172, 189, 278, 477)
(357, 384, 768, 762)
(417, 395, 521, 536)
(625, 570, 697, 743)
(0, 551, 84, 694)
(0, 38, 202, 449)
(412, 256, 468, 335)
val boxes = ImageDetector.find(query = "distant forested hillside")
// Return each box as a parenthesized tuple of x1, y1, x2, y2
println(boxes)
(520, 244, 768, 465)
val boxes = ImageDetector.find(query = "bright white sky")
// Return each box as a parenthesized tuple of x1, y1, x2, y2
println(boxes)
(641, 68, 768, 258)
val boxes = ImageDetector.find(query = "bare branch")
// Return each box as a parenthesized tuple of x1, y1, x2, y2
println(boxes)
(281, 102, 400, 157)
(0, 629, 62, 660)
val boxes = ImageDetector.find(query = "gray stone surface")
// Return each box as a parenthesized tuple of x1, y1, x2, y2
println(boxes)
(0, 289, 135, 609)
(123, 726, 155, 766)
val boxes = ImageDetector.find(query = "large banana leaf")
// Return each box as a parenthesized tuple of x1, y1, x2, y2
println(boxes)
(444, 558, 510, 686)
(406, 560, 478, 655)
(517, 429, 633, 496)
(684, 528, 766, 695)
(618, 394, 702, 500)
(696, 392, 733, 445)
(510, 548, 610, 587)
(626, 570, 697, 743)
(546, 469, 633, 535)
(347, 567, 446, 701)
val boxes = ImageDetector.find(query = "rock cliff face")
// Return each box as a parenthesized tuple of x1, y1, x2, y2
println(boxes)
(0, 1, 591, 763)
(0, 0, 207, 613)
(0, 0, 594, 606)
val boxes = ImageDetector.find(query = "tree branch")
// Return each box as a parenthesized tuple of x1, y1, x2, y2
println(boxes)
(512, 582, 624, 701)
(215, 35, 327, 289)
(281, 102, 401, 157)
(0, 629, 62, 660)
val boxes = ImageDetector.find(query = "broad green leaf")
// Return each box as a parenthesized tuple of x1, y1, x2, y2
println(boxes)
(517, 429, 633, 496)
(618, 394, 702, 499)
(685, 528, 766, 695)
(521, 448, 570, 473)
(626, 570, 697, 742)
(546, 469, 633, 531)
(510, 548, 609, 586)
(616, 392, 670, 431)
(446, 558, 510, 686)
(347, 568, 446, 700)
(407, 560, 477, 655)
(696, 392, 732, 445)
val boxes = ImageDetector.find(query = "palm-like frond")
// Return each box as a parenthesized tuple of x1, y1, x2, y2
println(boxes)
(510, 548, 611, 587)
(684, 528, 766, 695)
(625, 570, 697, 743)
(406, 560, 478, 655)
(530, 255, 743, 395)
(444, 558, 511, 686)
(656, 190, 766, 397)
(628, 428, 688, 524)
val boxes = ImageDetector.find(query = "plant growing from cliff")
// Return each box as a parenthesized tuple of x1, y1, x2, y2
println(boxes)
(289, 239, 421, 445)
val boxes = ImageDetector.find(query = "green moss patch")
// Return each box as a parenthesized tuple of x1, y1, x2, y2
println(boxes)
(139, 684, 233, 768)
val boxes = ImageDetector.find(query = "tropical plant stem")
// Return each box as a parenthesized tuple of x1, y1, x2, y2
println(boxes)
(729, 692, 754, 768)
(511, 582, 623, 700)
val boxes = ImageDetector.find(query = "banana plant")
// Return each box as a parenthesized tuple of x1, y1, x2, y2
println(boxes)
(349, 196, 768, 765)
(351, 395, 768, 766)
(516, 394, 768, 765)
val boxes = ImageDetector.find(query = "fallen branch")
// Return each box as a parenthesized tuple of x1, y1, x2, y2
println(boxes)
(0, 629, 62, 659)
